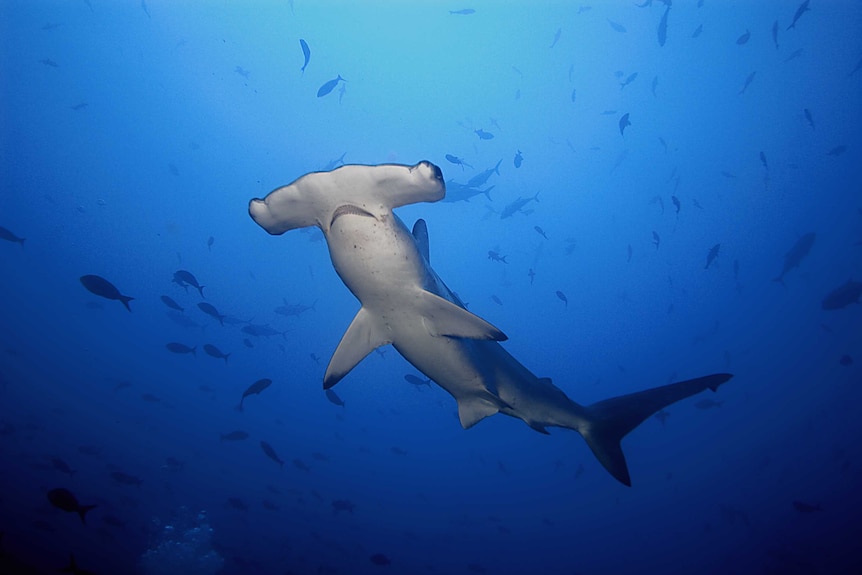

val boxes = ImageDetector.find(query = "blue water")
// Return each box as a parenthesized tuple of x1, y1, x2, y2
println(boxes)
(2, 1, 861, 574)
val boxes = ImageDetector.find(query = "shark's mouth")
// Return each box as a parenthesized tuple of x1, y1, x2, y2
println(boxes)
(331, 204, 375, 227)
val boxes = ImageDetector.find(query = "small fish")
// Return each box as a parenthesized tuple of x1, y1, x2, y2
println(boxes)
(241, 323, 287, 339)
(691, 24, 703, 38)
(207, 235, 214, 251)
(332, 499, 355, 513)
(325, 388, 345, 406)
(607, 18, 627, 33)
(449, 8, 475, 15)
(651, 75, 658, 96)
(80, 275, 133, 312)
(736, 29, 750, 45)
(792, 500, 821, 513)
(657, 6, 669, 47)
(827, 145, 847, 157)
(293, 458, 310, 471)
(166, 342, 196, 356)
(786, 0, 810, 30)
(759, 151, 768, 169)
(738, 71, 756, 95)
(475, 128, 494, 140)
(733, 259, 740, 280)
(773, 232, 815, 284)
(652, 231, 660, 250)
(234, 66, 250, 79)
(239, 378, 273, 411)
(513, 150, 523, 168)
(619, 72, 638, 89)
(619, 113, 631, 136)
(534, 226, 548, 239)
(671, 195, 681, 215)
(821, 279, 862, 310)
(0, 226, 26, 246)
(221, 430, 249, 441)
(487, 250, 507, 263)
(323, 152, 347, 171)
(556, 291, 568, 308)
(317, 75, 344, 98)
(299, 39, 311, 73)
(571, 87, 577, 102)
(203, 343, 230, 364)
(404, 374, 432, 388)
(705, 243, 720, 269)
(47, 488, 97, 525)
(627, 244, 633, 263)
(491, 295, 503, 306)
(803, 108, 814, 129)
(198, 302, 226, 325)
(260, 441, 284, 468)
(784, 48, 803, 63)
(549, 28, 561, 49)
(173, 270, 205, 298)
(771, 20, 779, 49)
(445, 154, 472, 170)
(39, 58, 59, 67)
(528, 268, 535, 284)
(160, 295, 184, 312)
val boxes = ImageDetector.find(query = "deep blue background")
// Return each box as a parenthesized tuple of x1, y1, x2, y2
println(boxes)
(1, 1, 861, 574)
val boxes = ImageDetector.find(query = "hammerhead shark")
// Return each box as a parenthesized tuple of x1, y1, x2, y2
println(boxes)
(249, 161, 732, 485)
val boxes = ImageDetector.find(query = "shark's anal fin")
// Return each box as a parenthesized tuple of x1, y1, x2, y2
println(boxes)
(419, 291, 507, 341)
(457, 392, 512, 429)
(580, 373, 733, 486)
(323, 307, 390, 389)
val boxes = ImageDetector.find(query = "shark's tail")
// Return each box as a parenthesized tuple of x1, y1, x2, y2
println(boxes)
(578, 373, 733, 486)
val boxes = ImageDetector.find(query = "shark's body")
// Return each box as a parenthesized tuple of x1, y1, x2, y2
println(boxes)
(249, 161, 732, 485)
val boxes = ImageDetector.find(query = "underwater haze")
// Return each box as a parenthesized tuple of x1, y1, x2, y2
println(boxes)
(2, 1, 862, 574)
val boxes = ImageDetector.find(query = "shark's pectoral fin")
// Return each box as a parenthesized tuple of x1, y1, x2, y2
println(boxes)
(418, 291, 507, 341)
(323, 307, 390, 389)
(412, 219, 430, 263)
(457, 392, 512, 429)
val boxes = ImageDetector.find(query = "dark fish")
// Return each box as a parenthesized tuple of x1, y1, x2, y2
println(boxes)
(549, 27, 561, 48)
(445, 154, 472, 170)
(487, 250, 507, 263)
(299, 39, 310, 73)
(332, 499, 355, 513)
(651, 75, 658, 97)
(619, 72, 638, 89)
(803, 108, 814, 129)
(657, 6, 669, 47)
(691, 24, 703, 38)
(317, 75, 344, 98)
(160, 295, 184, 312)
(619, 112, 631, 135)
(792, 500, 821, 513)
(221, 430, 249, 441)
(239, 378, 273, 411)
(490, 295, 503, 306)
(198, 302, 226, 325)
(694, 398, 722, 409)
(671, 195, 680, 214)
(822, 280, 862, 310)
(571, 87, 577, 102)
(47, 488, 96, 525)
(627, 244, 633, 263)
(827, 145, 847, 157)
(166, 311, 205, 330)
(370, 553, 391, 566)
(475, 128, 494, 140)
(449, 8, 475, 15)
(738, 71, 756, 95)
(556, 290, 568, 308)
(736, 29, 750, 45)
(652, 231, 660, 250)
(759, 151, 768, 169)
(39, 58, 59, 67)
(784, 48, 803, 63)
(513, 150, 523, 168)
(467, 159, 502, 188)
(111, 471, 142, 486)
(771, 20, 779, 49)
(607, 18, 627, 33)
(203, 343, 230, 364)
(839, 355, 853, 366)
(705, 243, 720, 269)
(534, 226, 548, 239)
(51, 458, 76, 476)
(325, 388, 345, 406)
(500, 192, 539, 218)
(243, 338, 254, 348)
(80, 275, 133, 311)
(528, 268, 535, 284)
(259, 440, 284, 468)
(275, 299, 317, 317)
(786, 0, 810, 30)
(165, 342, 196, 356)
(241, 323, 288, 339)
(293, 458, 310, 471)
(207, 235, 214, 251)
(0, 226, 25, 246)
(773, 232, 815, 284)
(173, 270, 205, 298)
(404, 374, 431, 388)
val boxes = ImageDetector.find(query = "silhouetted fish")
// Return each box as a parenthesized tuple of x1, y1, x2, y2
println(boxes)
(619, 72, 638, 89)
(173, 270, 205, 298)
(607, 18, 626, 33)
(80, 275, 133, 311)
(160, 295, 184, 312)
(221, 430, 249, 441)
(738, 71, 756, 95)
(204, 344, 230, 364)
(299, 39, 310, 73)
(198, 302, 226, 325)
(657, 6, 669, 47)
(827, 145, 847, 157)
(317, 75, 344, 97)
(0, 226, 25, 246)
(803, 108, 814, 129)
(771, 20, 779, 49)
(773, 232, 815, 284)
(165, 342, 196, 356)
(556, 290, 568, 308)
(47, 488, 96, 524)
(260, 440, 284, 468)
(239, 378, 272, 411)
(111, 471, 142, 486)
(619, 112, 631, 135)
(671, 195, 681, 214)
(445, 154, 472, 170)
(736, 29, 750, 45)
(475, 128, 494, 140)
(404, 374, 431, 388)
(691, 24, 703, 38)
(449, 8, 475, 15)
(786, 0, 810, 30)
(513, 150, 523, 168)
(821, 280, 862, 310)
(705, 243, 720, 269)
(325, 388, 345, 406)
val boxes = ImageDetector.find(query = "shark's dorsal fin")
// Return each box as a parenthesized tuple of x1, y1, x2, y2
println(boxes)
(418, 291, 507, 341)
(412, 219, 430, 263)
(457, 392, 512, 429)
(323, 307, 390, 389)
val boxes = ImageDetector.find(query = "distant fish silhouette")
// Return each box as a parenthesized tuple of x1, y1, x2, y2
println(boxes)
(652, 231, 660, 250)
(173, 270, 205, 298)
(827, 145, 847, 157)
(260, 440, 284, 468)
(691, 24, 703, 38)
(47, 488, 96, 525)
(619, 72, 638, 89)
(821, 279, 862, 310)
(619, 113, 631, 135)
(705, 243, 720, 269)
(803, 108, 814, 129)
(80, 275, 133, 312)
(239, 378, 273, 411)
(657, 6, 669, 47)
(738, 71, 756, 95)
(786, 0, 810, 30)
(607, 18, 626, 33)
(445, 154, 472, 170)
(299, 39, 310, 73)
(160, 295, 184, 312)
(325, 388, 345, 406)
(0, 226, 25, 246)
(449, 8, 475, 15)
(771, 20, 779, 49)
(317, 75, 344, 98)
(475, 128, 494, 140)
(736, 29, 750, 45)
(165, 342, 196, 356)
(556, 290, 568, 308)
(198, 302, 226, 326)
(513, 150, 523, 168)
(792, 500, 821, 513)
(549, 27, 561, 48)
(773, 232, 815, 284)
(203, 343, 230, 364)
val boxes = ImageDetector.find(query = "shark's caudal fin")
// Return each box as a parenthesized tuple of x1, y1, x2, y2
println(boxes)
(579, 373, 733, 486)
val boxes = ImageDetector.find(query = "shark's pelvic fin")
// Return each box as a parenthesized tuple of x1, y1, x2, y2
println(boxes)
(418, 291, 508, 341)
(457, 392, 512, 429)
(323, 307, 391, 389)
(579, 373, 733, 486)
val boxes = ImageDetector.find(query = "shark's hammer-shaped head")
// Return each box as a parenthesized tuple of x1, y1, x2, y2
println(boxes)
(249, 161, 445, 235)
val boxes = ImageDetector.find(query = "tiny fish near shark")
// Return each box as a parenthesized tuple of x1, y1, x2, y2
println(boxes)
(249, 161, 732, 486)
